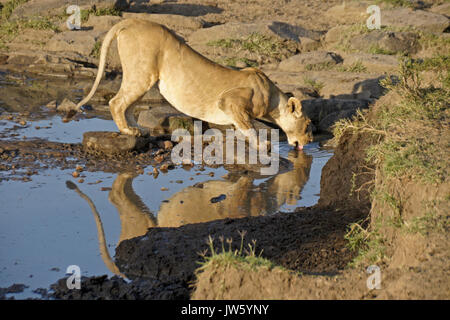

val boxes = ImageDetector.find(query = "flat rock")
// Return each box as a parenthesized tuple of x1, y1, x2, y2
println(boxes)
(324, 2, 370, 25)
(122, 12, 204, 36)
(265, 70, 387, 100)
(349, 31, 420, 55)
(46, 30, 105, 57)
(278, 51, 343, 72)
(429, 3, 450, 17)
(188, 20, 322, 45)
(342, 53, 399, 73)
(11, 0, 129, 19)
(82, 131, 151, 154)
(382, 8, 449, 33)
(86, 15, 123, 32)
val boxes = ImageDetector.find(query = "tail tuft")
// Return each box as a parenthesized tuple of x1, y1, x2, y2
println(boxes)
(66, 180, 78, 190)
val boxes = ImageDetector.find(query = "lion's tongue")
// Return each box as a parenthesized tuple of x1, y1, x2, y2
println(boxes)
(297, 145, 303, 151)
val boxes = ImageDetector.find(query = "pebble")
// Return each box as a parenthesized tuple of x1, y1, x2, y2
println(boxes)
(161, 187, 169, 191)
(45, 100, 57, 109)
(160, 163, 169, 171)
(72, 171, 80, 178)
(154, 155, 164, 163)
(75, 165, 83, 172)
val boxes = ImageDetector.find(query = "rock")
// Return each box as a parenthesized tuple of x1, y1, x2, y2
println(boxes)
(342, 53, 399, 73)
(265, 70, 386, 100)
(188, 20, 322, 45)
(210, 194, 226, 203)
(300, 98, 370, 128)
(137, 106, 197, 135)
(86, 15, 123, 32)
(56, 98, 77, 112)
(430, 3, 450, 17)
(45, 100, 57, 110)
(11, 0, 130, 19)
(298, 37, 321, 52)
(0, 53, 8, 65)
(323, 25, 347, 45)
(318, 108, 359, 133)
(382, 8, 449, 33)
(122, 12, 204, 37)
(278, 51, 343, 72)
(349, 31, 420, 55)
(46, 30, 105, 57)
(157, 140, 173, 150)
(324, 2, 370, 25)
(82, 131, 151, 154)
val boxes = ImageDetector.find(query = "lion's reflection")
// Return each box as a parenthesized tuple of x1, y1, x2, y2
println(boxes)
(67, 150, 312, 276)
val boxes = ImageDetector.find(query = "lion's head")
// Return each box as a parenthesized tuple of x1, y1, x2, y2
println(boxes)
(279, 97, 313, 150)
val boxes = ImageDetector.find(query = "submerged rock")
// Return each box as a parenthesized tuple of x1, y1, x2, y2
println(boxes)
(56, 98, 77, 113)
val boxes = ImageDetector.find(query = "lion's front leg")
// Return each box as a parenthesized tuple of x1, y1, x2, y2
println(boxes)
(217, 87, 270, 152)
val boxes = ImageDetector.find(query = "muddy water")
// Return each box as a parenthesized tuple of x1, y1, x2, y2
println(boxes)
(0, 76, 333, 299)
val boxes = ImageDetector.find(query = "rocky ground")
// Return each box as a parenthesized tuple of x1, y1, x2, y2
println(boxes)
(0, 0, 449, 300)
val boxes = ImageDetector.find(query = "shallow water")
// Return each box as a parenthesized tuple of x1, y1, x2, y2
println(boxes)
(0, 78, 333, 299)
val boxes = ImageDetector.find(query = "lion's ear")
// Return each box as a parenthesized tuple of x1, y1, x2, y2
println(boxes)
(287, 97, 303, 117)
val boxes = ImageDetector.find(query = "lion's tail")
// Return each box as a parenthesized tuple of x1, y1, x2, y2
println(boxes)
(70, 21, 127, 116)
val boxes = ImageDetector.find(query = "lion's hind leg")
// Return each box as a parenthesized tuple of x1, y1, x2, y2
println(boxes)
(109, 76, 156, 136)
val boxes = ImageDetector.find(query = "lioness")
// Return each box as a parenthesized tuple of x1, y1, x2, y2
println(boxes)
(74, 19, 313, 150)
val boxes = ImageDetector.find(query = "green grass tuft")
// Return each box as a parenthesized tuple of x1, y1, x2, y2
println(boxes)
(197, 231, 281, 272)
(1, 0, 29, 21)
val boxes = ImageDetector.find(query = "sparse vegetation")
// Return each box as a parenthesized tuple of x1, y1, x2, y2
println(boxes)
(303, 76, 324, 97)
(337, 54, 449, 266)
(197, 231, 280, 272)
(1, 0, 29, 20)
(375, 0, 415, 7)
(207, 32, 297, 61)
(216, 56, 258, 68)
(80, 6, 122, 22)
(305, 61, 336, 71)
(0, 16, 59, 49)
(345, 218, 386, 267)
(336, 61, 368, 73)
(368, 45, 397, 55)
(90, 40, 102, 58)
